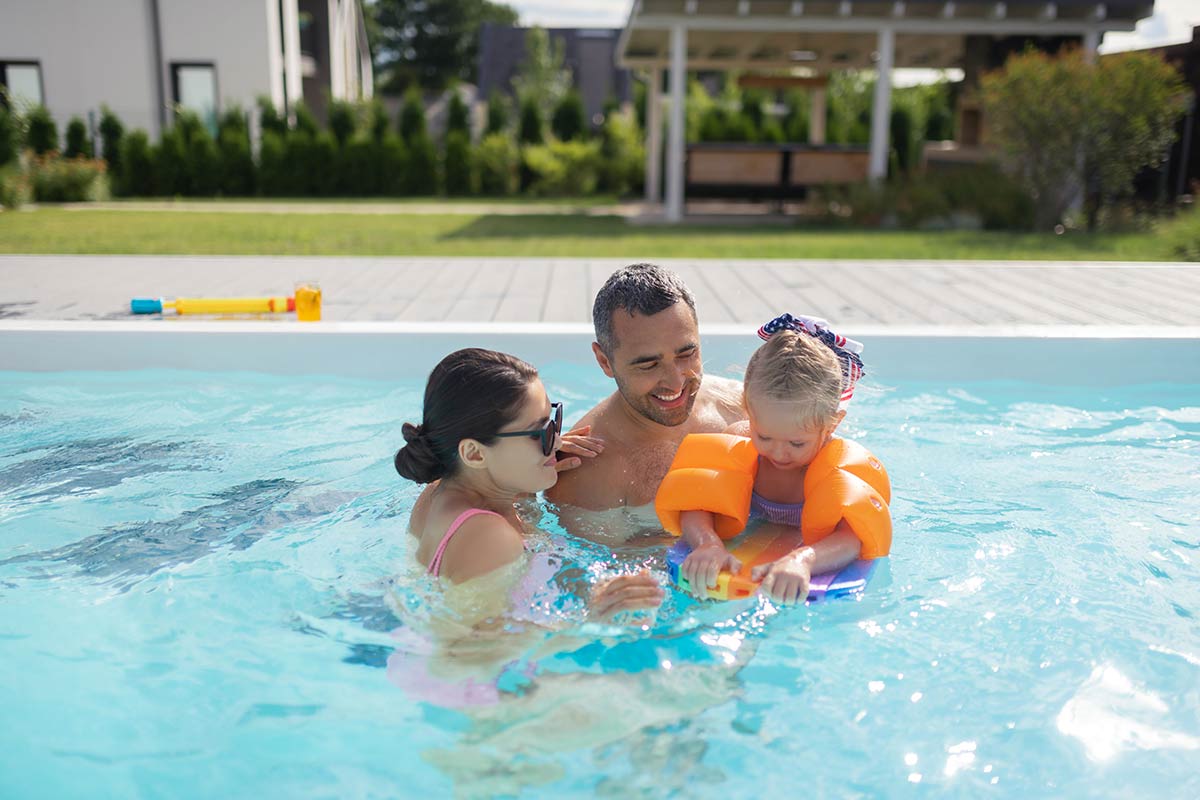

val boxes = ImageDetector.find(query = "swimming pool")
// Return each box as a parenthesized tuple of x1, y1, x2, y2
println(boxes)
(1, 322, 1198, 798)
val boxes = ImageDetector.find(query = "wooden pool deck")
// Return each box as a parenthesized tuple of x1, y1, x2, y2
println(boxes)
(1, 255, 1197, 327)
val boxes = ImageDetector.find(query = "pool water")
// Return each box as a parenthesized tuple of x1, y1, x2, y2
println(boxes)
(1, 365, 1197, 798)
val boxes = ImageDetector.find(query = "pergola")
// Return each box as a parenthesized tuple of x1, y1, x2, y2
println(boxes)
(616, 0, 1155, 220)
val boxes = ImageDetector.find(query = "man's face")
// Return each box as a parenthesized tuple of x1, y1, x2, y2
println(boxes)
(594, 302, 703, 427)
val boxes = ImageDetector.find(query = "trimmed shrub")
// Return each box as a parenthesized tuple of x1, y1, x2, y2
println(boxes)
(293, 103, 319, 137)
(399, 88, 427, 143)
(1159, 206, 1200, 261)
(598, 110, 644, 196)
(0, 163, 32, 209)
(368, 100, 389, 142)
(404, 131, 439, 194)
(0, 106, 16, 166)
(476, 132, 517, 196)
(328, 100, 356, 147)
(98, 106, 124, 172)
(256, 130, 289, 195)
(518, 95, 543, 144)
(64, 117, 93, 159)
(551, 90, 587, 142)
(154, 127, 188, 195)
(216, 107, 254, 195)
(339, 133, 406, 195)
(522, 139, 601, 196)
(443, 131, 473, 195)
(27, 106, 58, 154)
(293, 131, 338, 195)
(116, 129, 154, 196)
(485, 90, 510, 135)
(258, 97, 287, 137)
(29, 153, 108, 202)
(446, 91, 470, 138)
(890, 106, 914, 176)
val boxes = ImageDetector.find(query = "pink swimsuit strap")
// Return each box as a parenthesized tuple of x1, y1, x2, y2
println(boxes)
(427, 508, 504, 577)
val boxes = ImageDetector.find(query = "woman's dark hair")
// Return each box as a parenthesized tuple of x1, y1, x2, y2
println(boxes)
(394, 348, 539, 484)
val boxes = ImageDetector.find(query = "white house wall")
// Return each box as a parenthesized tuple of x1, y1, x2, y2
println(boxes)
(157, 0, 275, 123)
(0, 0, 159, 138)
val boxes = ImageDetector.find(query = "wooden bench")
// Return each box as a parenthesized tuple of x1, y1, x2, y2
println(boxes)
(686, 143, 870, 200)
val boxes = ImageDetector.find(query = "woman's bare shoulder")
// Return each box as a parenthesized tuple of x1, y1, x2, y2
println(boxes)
(437, 511, 525, 584)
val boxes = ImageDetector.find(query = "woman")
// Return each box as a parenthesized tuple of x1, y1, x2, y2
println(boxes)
(395, 347, 663, 620)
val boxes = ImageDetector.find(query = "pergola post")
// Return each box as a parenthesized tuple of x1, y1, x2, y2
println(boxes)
(868, 27, 895, 181)
(645, 68, 663, 204)
(809, 83, 827, 146)
(665, 24, 688, 222)
(1082, 29, 1100, 63)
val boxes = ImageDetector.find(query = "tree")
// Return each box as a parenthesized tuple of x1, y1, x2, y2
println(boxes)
(64, 117, 93, 158)
(446, 89, 471, 138)
(982, 48, 1186, 229)
(370, 0, 518, 92)
(399, 87, 428, 143)
(511, 27, 571, 123)
(99, 106, 125, 172)
(485, 89, 509, 134)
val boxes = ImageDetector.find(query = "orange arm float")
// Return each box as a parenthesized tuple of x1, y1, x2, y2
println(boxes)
(654, 434, 759, 540)
(801, 438, 892, 559)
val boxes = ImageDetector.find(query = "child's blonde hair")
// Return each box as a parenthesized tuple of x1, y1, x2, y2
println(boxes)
(744, 330, 842, 428)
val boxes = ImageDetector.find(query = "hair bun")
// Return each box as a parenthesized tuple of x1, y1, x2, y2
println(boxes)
(401, 421, 424, 444)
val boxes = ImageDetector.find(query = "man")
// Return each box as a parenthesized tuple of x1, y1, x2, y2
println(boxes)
(547, 263, 744, 514)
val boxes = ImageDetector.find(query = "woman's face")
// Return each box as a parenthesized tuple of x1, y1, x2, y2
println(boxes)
(484, 378, 562, 494)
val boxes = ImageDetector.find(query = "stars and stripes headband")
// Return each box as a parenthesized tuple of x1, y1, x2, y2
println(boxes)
(757, 313, 865, 408)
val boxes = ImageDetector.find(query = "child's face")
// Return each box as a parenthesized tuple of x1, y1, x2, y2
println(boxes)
(745, 393, 842, 471)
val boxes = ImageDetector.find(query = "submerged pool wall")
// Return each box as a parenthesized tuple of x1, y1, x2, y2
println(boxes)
(0, 321, 1197, 385)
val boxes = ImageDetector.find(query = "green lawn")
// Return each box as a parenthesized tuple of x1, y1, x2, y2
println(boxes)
(0, 207, 1173, 260)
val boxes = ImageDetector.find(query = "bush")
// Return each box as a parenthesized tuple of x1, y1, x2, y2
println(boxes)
(890, 106, 914, 176)
(367, 100, 389, 142)
(216, 108, 254, 195)
(328, 100, 357, 147)
(399, 88, 427, 143)
(518, 95, 543, 144)
(154, 127, 188, 195)
(64, 117, 93, 159)
(0, 106, 16, 166)
(446, 91, 471, 138)
(293, 103, 319, 137)
(551, 90, 587, 141)
(476, 132, 517, 195)
(443, 131, 473, 195)
(1159, 206, 1200, 261)
(98, 106, 124, 172)
(340, 134, 406, 195)
(522, 139, 601, 196)
(0, 163, 32, 209)
(26, 106, 58, 154)
(289, 131, 338, 195)
(116, 129, 154, 196)
(29, 153, 108, 202)
(404, 131, 439, 194)
(256, 130, 289, 195)
(486, 90, 510, 135)
(598, 110, 644, 195)
(258, 97, 287, 137)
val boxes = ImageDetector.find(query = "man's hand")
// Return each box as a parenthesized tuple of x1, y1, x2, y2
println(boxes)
(681, 544, 743, 598)
(751, 548, 815, 605)
(554, 424, 604, 472)
(588, 570, 664, 621)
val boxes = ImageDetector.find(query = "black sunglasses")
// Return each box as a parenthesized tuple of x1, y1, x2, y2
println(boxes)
(493, 402, 563, 457)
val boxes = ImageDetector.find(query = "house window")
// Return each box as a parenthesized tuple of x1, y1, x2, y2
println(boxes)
(0, 61, 44, 108)
(170, 62, 218, 131)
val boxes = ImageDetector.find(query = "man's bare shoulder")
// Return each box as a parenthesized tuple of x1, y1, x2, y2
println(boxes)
(696, 374, 746, 428)
(547, 394, 627, 509)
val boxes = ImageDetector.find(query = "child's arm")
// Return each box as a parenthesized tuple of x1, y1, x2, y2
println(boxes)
(678, 510, 743, 597)
(750, 520, 862, 605)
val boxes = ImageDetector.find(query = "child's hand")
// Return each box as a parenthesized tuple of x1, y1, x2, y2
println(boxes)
(554, 424, 604, 472)
(588, 570, 664, 621)
(681, 545, 743, 597)
(751, 549, 815, 605)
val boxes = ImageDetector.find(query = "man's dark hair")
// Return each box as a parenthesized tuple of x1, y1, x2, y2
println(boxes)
(592, 263, 697, 355)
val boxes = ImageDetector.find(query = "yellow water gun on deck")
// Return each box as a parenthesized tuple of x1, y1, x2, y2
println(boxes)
(130, 283, 321, 320)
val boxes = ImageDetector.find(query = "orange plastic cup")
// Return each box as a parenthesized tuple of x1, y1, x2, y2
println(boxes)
(295, 281, 322, 322)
